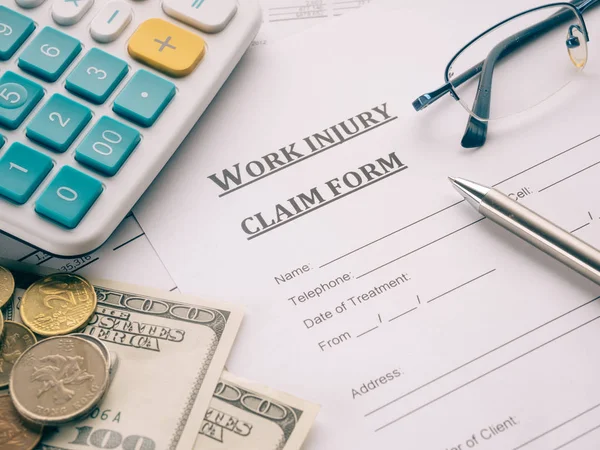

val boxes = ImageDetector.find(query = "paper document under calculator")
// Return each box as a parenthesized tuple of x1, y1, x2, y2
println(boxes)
(253, 0, 373, 45)
(136, 3, 600, 449)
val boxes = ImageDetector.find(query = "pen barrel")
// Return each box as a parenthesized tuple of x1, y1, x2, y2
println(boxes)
(480, 189, 600, 285)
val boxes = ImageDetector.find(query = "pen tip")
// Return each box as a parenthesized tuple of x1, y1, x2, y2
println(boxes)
(448, 177, 490, 211)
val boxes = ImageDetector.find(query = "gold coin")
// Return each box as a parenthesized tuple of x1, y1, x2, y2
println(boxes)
(73, 314, 93, 333)
(0, 393, 43, 450)
(0, 322, 37, 389)
(0, 266, 15, 309)
(0, 309, 4, 340)
(21, 273, 97, 337)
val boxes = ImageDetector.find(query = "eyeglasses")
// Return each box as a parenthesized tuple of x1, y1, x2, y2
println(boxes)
(413, 0, 598, 148)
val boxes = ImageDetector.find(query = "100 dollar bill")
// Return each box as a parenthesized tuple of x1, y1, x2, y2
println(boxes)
(199, 371, 320, 449)
(0, 260, 243, 450)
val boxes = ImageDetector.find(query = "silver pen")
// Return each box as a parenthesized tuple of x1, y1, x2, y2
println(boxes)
(449, 177, 600, 285)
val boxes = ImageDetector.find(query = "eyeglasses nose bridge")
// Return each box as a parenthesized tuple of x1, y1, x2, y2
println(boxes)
(566, 24, 587, 69)
(566, 24, 583, 49)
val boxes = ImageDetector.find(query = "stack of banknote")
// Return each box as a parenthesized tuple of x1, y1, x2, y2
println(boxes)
(0, 261, 319, 450)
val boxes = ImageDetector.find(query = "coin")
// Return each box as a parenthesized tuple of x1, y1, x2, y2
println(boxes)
(0, 393, 43, 450)
(0, 266, 15, 309)
(70, 333, 110, 363)
(9, 335, 109, 425)
(0, 309, 4, 341)
(20, 273, 97, 337)
(70, 334, 120, 385)
(108, 351, 119, 382)
(0, 321, 37, 389)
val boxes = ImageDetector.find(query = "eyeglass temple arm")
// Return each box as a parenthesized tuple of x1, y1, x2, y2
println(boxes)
(463, 2, 597, 147)
(411, 62, 483, 112)
(412, 0, 599, 113)
(576, 0, 600, 13)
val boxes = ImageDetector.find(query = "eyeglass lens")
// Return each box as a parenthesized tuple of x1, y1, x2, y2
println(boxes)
(447, 5, 587, 122)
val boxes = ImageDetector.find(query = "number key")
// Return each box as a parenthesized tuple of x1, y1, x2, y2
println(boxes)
(35, 166, 103, 229)
(18, 27, 82, 82)
(0, 6, 36, 61)
(26, 94, 92, 153)
(0, 71, 45, 130)
(66, 49, 129, 104)
(75, 116, 140, 176)
(0, 142, 53, 204)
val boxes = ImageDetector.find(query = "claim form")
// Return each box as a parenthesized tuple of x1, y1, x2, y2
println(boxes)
(135, 2, 600, 449)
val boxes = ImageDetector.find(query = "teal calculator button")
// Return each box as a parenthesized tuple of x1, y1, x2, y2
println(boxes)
(66, 49, 129, 105)
(0, 71, 44, 130)
(0, 142, 53, 204)
(0, 6, 36, 61)
(113, 70, 175, 127)
(18, 27, 82, 82)
(0, 135, 4, 149)
(26, 94, 92, 153)
(75, 116, 140, 176)
(0, 83, 28, 109)
(35, 166, 103, 229)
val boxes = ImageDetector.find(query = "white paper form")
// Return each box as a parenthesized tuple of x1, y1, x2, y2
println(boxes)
(254, 0, 373, 45)
(0, 214, 178, 292)
(136, 3, 600, 449)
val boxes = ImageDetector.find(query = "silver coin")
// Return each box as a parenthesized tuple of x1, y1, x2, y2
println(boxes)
(108, 351, 119, 382)
(70, 334, 119, 383)
(70, 334, 110, 363)
(9, 335, 109, 426)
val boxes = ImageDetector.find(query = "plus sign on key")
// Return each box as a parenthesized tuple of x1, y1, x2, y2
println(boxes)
(128, 18, 206, 77)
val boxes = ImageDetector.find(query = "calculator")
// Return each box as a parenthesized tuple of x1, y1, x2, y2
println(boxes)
(0, 0, 261, 256)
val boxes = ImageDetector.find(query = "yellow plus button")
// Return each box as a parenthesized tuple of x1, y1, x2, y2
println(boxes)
(128, 18, 206, 77)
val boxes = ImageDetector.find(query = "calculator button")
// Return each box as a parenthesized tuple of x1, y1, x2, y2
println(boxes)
(163, 0, 237, 33)
(0, 135, 4, 149)
(15, 0, 48, 8)
(75, 116, 140, 176)
(52, 0, 94, 26)
(0, 71, 44, 130)
(0, 6, 36, 61)
(35, 166, 102, 229)
(18, 27, 82, 82)
(26, 94, 92, 153)
(113, 70, 175, 127)
(127, 18, 206, 77)
(66, 48, 129, 104)
(90, 1, 132, 43)
(0, 142, 53, 204)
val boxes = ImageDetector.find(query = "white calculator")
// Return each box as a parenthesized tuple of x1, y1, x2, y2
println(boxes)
(0, 0, 261, 256)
